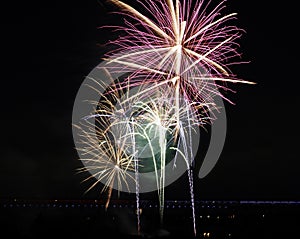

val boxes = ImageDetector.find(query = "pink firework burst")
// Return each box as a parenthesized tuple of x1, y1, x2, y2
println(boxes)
(104, 0, 254, 121)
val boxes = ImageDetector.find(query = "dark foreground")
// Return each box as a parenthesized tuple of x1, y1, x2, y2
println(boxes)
(1, 200, 300, 239)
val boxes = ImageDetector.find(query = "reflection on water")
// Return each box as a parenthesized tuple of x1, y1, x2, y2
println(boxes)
(1, 200, 300, 239)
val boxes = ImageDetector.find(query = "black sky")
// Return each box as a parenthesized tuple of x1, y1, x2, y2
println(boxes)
(0, 0, 299, 201)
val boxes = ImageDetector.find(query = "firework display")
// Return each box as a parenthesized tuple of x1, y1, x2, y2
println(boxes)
(73, 0, 254, 236)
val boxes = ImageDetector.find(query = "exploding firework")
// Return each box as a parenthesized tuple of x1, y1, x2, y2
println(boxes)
(73, 0, 254, 236)
(74, 76, 202, 232)
(105, 0, 254, 122)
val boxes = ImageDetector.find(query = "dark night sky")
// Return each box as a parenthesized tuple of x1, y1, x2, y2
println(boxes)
(0, 1, 299, 201)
